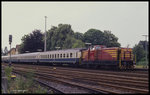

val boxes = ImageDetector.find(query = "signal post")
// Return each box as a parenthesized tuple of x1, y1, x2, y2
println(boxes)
(9, 35, 12, 67)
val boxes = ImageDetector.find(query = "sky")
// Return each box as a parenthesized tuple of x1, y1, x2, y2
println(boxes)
(2, 2, 148, 50)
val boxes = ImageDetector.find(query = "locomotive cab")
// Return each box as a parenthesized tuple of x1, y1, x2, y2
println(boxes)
(89, 45, 106, 51)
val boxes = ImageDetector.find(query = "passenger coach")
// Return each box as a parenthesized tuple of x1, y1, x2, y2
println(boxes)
(2, 48, 85, 65)
(38, 48, 84, 64)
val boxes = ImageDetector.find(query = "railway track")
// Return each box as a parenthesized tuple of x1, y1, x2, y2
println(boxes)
(3, 63, 148, 75)
(11, 69, 100, 94)
(4, 63, 148, 78)
(2, 63, 149, 94)
(13, 67, 148, 93)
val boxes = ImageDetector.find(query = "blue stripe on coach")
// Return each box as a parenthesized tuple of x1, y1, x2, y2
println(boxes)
(39, 58, 79, 63)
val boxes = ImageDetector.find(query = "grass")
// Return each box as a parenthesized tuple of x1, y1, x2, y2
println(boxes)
(135, 60, 149, 69)
(4, 66, 48, 94)
(135, 65, 145, 69)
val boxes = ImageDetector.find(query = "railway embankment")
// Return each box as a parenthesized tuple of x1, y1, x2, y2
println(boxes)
(2, 63, 149, 94)
(2, 65, 54, 94)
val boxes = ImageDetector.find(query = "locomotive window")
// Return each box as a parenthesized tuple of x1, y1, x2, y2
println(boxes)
(63, 54, 65, 58)
(70, 53, 72, 58)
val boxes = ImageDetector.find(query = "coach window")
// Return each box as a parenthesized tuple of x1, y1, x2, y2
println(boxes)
(67, 53, 69, 58)
(70, 53, 72, 58)
(76, 52, 78, 58)
(60, 54, 62, 58)
(63, 54, 65, 58)
(57, 54, 59, 58)
(55, 54, 56, 59)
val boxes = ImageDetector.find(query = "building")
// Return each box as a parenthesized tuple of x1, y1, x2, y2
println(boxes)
(7, 45, 21, 55)
(16, 45, 21, 54)
(8, 48, 16, 56)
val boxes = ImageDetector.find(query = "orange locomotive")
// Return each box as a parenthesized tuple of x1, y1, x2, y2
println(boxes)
(81, 45, 136, 69)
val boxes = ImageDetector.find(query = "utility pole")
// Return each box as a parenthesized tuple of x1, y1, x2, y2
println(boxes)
(44, 16, 47, 52)
(142, 35, 148, 68)
(9, 35, 12, 67)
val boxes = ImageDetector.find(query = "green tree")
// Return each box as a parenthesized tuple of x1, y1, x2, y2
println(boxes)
(83, 29, 120, 47)
(72, 39, 85, 48)
(74, 32, 84, 41)
(3, 46, 8, 55)
(103, 30, 120, 47)
(84, 29, 104, 45)
(133, 40, 149, 63)
(133, 44, 146, 62)
(1, 48, 3, 56)
(19, 30, 44, 53)
(46, 24, 85, 50)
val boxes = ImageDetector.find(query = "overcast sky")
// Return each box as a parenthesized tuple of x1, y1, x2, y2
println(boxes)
(2, 2, 148, 50)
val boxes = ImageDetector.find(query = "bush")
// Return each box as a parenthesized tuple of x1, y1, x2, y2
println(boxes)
(4, 67, 47, 93)
(136, 57, 147, 66)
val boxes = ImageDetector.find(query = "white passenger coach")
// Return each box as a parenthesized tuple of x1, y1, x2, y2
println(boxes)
(2, 48, 85, 65)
